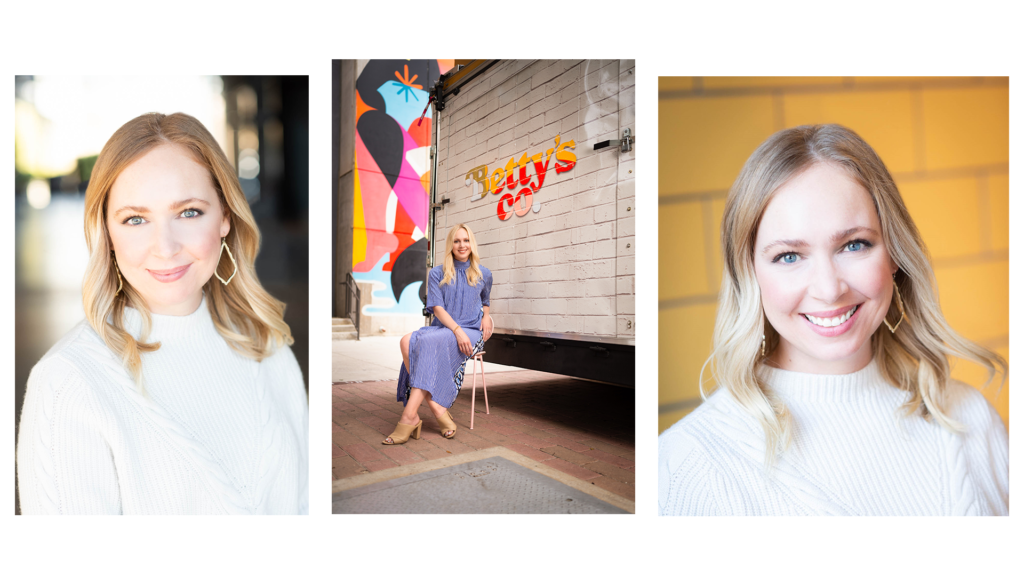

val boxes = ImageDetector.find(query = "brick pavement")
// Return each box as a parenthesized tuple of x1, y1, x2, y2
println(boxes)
(332, 369, 635, 501)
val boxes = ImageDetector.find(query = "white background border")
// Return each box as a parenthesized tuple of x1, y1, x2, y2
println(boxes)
(2, 1, 1019, 573)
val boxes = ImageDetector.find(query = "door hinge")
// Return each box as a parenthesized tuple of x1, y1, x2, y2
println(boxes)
(594, 128, 634, 153)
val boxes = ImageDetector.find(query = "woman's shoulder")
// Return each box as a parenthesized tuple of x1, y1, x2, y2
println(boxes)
(264, 341, 301, 372)
(659, 390, 755, 472)
(944, 378, 1005, 434)
(20, 322, 115, 429)
(659, 391, 757, 514)
(263, 343, 307, 389)
(478, 264, 492, 277)
(30, 321, 109, 380)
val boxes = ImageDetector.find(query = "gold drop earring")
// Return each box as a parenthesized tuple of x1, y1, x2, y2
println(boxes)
(214, 237, 238, 285)
(883, 274, 907, 333)
(111, 250, 123, 294)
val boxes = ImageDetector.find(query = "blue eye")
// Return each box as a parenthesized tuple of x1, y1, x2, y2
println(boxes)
(774, 252, 798, 264)
(845, 240, 871, 252)
(124, 216, 146, 226)
(180, 208, 202, 218)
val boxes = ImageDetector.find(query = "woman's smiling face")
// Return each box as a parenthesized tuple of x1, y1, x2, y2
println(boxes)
(452, 228, 472, 262)
(753, 162, 897, 374)
(107, 144, 231, 316)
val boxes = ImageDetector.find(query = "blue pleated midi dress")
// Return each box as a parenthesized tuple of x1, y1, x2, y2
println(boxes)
(397, 259, 492, 409)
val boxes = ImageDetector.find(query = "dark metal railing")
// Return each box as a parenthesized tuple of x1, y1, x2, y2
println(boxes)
(344, 272, 361, 341)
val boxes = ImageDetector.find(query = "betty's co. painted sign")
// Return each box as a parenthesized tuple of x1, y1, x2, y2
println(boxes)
(464, 135, 577, 220)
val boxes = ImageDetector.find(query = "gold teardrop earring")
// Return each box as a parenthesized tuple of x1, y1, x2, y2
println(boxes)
(883, 274, 907, 333)
(214, 237, 237, 285)
(111, 250, 123, 294)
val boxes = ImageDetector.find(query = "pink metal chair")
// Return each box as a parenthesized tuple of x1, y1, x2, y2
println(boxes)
(469, 351, 489, 429)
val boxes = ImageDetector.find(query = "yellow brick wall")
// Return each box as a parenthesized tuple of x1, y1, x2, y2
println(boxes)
(659, 77, 1009, 433)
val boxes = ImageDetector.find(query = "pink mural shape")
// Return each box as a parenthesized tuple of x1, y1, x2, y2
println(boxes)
(392, 127, 429, 233)
(354, 133, 399, 272)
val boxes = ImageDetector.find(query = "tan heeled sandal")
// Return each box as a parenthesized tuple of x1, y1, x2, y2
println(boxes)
(382, 419, 422, 445)
(436, 411, 457, 439)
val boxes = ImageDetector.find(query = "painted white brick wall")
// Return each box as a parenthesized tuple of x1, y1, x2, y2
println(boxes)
(432, 59, 635, 339)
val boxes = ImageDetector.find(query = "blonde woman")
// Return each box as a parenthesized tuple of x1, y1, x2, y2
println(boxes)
(383, 224, 493, 444)
(17, 113, 308, 514)
(659, 124, 1008, 515)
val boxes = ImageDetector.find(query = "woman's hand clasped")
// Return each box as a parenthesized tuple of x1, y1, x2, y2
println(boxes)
(454, 327, 474, 357)
(482, 316, 493, 342)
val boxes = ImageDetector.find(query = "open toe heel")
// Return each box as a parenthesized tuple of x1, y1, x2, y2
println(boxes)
(382, 420, 422, 445)
(437, 411, 457, 439)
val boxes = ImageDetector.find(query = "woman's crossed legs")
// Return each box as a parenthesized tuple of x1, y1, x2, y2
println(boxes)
(383, 333, 456, 444)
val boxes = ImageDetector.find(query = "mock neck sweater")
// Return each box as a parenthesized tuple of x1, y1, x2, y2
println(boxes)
(17, 298, 309, 515)
(659, 361, 1008, 515)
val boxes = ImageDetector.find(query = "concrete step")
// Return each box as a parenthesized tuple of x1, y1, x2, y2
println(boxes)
(332, 317, 358, 340)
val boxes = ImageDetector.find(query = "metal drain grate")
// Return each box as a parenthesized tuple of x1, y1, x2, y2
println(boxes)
(333, 456, 626, 514)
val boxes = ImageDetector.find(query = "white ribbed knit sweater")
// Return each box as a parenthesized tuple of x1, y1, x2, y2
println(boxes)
(659, 362, 1008, 515)
(17, 298, 309, 515)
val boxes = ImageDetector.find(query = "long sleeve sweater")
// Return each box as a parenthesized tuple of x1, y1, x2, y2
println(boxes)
(17, 297, 309, 514)
(658, 361, 1008, 515)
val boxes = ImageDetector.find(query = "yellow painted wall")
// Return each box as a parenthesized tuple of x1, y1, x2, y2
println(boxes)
(659, 77, 1009, 433)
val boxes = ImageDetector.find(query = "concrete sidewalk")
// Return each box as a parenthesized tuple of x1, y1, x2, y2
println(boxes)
(331, 369, 635, 503)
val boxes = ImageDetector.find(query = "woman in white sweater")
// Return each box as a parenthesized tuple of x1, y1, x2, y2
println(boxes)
(659, 124, 1008, 515)
(17, 113, 309, 514)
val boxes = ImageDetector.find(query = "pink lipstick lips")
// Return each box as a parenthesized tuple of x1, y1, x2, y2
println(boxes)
(148, 263, 191, 283)
(802, 304, 860, 337)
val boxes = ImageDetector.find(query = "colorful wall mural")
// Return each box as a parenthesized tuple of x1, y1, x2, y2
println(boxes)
(353, 59, 454, 315)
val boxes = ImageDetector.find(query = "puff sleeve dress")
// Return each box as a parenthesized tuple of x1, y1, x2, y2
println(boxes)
(396, 259, 492, 409)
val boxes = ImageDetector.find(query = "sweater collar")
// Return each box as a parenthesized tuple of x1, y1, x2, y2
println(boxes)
(121, 294, 215, 341)
(762, 360, 883, 403)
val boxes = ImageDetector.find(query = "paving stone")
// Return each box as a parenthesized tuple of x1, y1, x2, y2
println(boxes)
(332, 455, 365, 480)
(588, 449, 634, 469)
(543, 457, 602, 481)
(505, 442, 557, 462)
(363, 459, 400, 473)
(378, 445, 425, 465)
(583, 460, 635, 484)
(540, 445, 598, 465)
(590, 476, 635, 501)
(342, 442, 386, 464)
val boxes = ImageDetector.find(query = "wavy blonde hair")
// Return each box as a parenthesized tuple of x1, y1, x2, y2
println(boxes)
(439, 223, 483, 287)
(705, 124, 1007, 467)
(83, 112, 293, 390)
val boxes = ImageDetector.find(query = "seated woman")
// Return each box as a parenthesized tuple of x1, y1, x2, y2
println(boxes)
(17, 113, 308, 514)
(659, 124, 1008, 515)
(383, 224, 493, 444)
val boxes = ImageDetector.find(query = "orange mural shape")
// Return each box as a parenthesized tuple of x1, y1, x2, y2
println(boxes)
(408, 117, 432, 148)
(394, 65, 423, 90)
(420, 170, 431, 194)
(356, 90, 375, 121)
